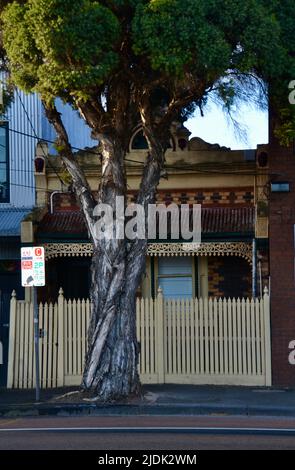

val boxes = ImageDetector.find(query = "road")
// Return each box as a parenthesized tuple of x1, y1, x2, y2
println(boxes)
(0, 415, 295, 450)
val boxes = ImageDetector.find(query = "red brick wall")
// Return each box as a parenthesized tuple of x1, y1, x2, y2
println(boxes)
(269, 123, 295, 386)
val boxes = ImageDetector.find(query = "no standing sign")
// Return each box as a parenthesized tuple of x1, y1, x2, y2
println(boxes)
(21, 246, 45, 287)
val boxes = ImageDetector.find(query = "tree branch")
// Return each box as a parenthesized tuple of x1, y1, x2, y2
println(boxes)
(42, 100, 97, 240)
(158, 77, 210, 132)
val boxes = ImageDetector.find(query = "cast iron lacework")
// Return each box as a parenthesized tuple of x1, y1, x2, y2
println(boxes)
(43, 242, 253, 265)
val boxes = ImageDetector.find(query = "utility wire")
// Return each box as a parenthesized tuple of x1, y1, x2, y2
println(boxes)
(7, 125, 147, 167)
(0, 157, 259, 177)
(3, 97, 260, 177)
(7, 181, 63, 192)
(15, 90, 66, 187)
(6, 126, 259, 176)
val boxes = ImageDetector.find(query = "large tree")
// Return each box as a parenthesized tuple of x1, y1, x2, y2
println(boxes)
(1, 0, 295, 401)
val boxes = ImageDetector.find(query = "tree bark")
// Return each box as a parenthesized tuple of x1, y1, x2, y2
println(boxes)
(43, 97, 166, 401)
(81, 134, 144, 400)
(81, 245, 141, 400)
(81, 128, 165, 400)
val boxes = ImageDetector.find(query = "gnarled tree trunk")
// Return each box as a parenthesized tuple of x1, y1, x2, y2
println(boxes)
(44, 99, 166, 402)
(81, 133, 166, 400)
(80, 132, 148, 400)
(81, 240, 146, 400)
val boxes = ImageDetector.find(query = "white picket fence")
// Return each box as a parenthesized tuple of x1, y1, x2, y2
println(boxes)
(137, 289, 271, 386)
(7, 288, 271, 389)
(7, 289, 91, 389)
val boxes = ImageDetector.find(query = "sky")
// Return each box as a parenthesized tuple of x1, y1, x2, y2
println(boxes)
(186, 101, 269, 150)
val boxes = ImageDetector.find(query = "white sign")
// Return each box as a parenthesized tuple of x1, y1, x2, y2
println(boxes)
(21, 247, 45, 287)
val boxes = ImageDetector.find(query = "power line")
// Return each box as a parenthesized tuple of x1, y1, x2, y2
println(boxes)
(0, 162, 259, 187)
(15, 90, 66, 187)
(3, 101, 259, 177)
(0, 163, 61, 177)
(7, 126, 103, 159)
(6, 126, 258, 176)
(8, 181, 64, 193)
(0, 94, 260, 230)
(0, 165, 36, 174)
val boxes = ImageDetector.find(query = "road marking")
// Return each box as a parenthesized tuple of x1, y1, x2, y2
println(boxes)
(0, 426, 295, 436)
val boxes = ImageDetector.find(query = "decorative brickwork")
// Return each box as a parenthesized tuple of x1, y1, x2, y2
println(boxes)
(127, 188, 254, 206)
(50, 188, 254, 212)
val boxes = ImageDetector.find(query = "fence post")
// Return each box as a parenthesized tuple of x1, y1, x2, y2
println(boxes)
(7, 290, 17, 388)
(156, 287, 165, 384)
(263, 286, 272, 386)
(57, 288, 65, 387)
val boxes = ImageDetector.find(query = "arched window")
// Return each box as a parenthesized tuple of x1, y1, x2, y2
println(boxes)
(130, 128, 175, 151)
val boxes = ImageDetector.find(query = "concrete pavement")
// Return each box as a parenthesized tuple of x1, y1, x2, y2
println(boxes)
(1, 384, 295, 417)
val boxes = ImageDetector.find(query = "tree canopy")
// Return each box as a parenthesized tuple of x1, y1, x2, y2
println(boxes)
(1, 0, 295, 143)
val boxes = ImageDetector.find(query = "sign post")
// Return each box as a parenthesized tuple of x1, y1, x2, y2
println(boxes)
(21, 247, 45, 402)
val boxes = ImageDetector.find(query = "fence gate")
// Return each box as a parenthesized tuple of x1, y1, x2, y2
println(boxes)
(7, 288, 271, 388)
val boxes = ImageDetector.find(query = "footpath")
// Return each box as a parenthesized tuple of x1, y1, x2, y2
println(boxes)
(1, 384, 295, 418)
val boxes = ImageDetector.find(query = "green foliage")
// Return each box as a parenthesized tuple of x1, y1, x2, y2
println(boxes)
(132, 0, 283, 78)
(2, 2, 40, 92)
(264, 0, 295, 145)
(2, 0, 120, 100)
(133, 0, 231, 77)
(1, 0, 295, 143)
(274, 105, 295, 147)
(0, 79, 14, 115)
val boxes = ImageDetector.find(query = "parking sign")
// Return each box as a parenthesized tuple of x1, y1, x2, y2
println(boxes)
(21, 247, 45, 287)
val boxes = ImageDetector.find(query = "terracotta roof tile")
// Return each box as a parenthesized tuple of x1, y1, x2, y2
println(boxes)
(201, 207, 254, 233)
(38, 211, 88, 235)
(37, 206, 254, 237)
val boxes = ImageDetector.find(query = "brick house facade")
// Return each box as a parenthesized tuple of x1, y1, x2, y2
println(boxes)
(269, 120, 295, 387)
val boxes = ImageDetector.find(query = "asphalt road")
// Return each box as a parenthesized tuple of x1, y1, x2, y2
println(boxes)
(0, 415, 295, 450)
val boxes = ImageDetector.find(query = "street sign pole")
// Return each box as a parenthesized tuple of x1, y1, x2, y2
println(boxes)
(21, 246, 45, 402)
(33, 286, 40, 402)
